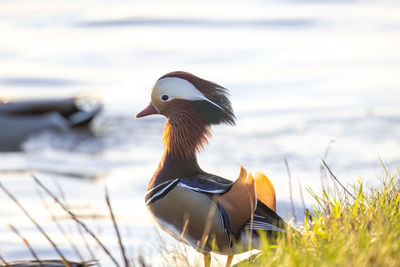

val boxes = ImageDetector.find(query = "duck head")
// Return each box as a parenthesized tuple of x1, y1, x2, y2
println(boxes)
(136, 71, 235, 159)
(136, 71, 235, 125)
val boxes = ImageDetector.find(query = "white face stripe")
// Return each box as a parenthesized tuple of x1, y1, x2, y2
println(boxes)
(153, 77, 223, 109)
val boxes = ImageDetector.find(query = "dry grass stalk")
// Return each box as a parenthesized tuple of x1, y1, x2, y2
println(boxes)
(298, 180, 306, 214)
(0, 181, 72, 267)
(321, 159, 355, 200)
(104, 185, 129, 267)
(76, 224, 99, 267)
(0, 252, 9, 266)
(50, 178, 99, 266)
(36, 187, 84, 262)
(31, 175, 120, 267)
(8, 224, 44, 267)
(284, 158, 297, 222)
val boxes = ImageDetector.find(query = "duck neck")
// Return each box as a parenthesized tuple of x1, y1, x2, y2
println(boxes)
(148, 109, 210, 189)
(162, 101, 211, 160)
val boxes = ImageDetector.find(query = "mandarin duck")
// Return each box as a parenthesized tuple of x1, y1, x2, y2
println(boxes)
(136, 71, 286, 267)
(0, 97, 101, 151)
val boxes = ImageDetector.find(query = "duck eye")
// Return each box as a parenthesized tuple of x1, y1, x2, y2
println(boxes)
(161, 95, 169, 101)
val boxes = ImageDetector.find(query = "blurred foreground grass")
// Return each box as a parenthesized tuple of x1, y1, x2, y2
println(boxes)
(237, 166, 400, 267)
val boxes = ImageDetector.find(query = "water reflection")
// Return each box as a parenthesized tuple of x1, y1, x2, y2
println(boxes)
(0, 77, 81, 87)
(78, 18, 316, 28)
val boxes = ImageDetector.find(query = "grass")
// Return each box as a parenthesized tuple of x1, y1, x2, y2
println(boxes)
(237, 166, 400, 267)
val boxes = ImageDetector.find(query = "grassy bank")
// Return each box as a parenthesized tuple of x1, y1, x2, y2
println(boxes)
(238, 167, 400, 267)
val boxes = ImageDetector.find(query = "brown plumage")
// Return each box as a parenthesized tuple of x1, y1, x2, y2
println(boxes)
(162, 99, 211, 160)
(214, 166, 257, 232)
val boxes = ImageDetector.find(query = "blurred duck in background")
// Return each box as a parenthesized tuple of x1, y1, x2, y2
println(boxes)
(0, 97, 102, 152)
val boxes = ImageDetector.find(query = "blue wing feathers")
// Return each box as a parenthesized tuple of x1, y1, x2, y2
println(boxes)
(178, 174, 232, 194)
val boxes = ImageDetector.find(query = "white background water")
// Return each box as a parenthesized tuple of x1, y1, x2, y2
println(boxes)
(0, 0, 400, 265)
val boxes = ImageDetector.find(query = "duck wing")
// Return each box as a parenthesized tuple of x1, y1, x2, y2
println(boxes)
(145, 173, 232, 205)
(214, 167, 286, 234)
(178, 173, 233, 194)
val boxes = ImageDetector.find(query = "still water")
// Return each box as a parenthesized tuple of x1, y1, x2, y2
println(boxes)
(0, 0, 399, 265)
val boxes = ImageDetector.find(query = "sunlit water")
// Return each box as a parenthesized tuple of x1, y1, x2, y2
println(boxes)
(0, 0, 400, 265)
